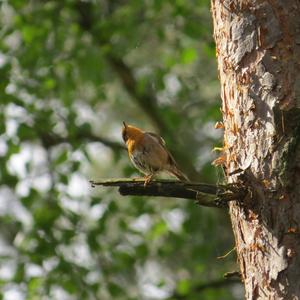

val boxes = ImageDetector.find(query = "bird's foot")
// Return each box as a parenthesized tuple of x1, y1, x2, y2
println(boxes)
(144, 174, 154, 187)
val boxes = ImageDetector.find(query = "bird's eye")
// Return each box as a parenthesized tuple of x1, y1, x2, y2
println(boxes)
(122, 131, 128, 142)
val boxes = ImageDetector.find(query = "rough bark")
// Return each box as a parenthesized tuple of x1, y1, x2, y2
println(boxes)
(211, 0, 300, 299)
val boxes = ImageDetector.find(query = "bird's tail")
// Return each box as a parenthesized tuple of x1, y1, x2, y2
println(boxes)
(169, 166, 189, 182)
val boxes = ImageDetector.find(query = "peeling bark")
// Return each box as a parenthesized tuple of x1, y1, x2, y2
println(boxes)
(211, 0, 300, 299)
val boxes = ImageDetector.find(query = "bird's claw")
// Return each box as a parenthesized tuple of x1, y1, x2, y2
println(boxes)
(143, 175, 153, 187)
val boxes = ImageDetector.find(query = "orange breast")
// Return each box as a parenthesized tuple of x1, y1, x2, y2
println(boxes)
(127, 135, 144, 155)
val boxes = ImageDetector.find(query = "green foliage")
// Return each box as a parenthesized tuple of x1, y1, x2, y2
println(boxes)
(0, 0, 241, 299)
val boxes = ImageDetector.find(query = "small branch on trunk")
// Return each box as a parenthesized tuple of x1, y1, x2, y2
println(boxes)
(89, 179, 247, 208)
(223, 271, 242, 280)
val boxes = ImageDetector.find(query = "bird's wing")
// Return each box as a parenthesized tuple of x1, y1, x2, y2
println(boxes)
(145, 132, 177, 166)
(145, 132, 166, 147)
(145, 132, 189, 181)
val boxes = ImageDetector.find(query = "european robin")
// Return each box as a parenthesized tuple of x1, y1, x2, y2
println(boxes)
(122, 122, 189, 185)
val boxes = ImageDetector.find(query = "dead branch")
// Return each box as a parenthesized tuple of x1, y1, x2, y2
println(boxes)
(90, 179, 247, 208)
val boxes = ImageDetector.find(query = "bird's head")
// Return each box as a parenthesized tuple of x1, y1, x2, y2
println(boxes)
(122, 122, 143, 144)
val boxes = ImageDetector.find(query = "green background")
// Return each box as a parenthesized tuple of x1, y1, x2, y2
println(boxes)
(0, 0, 243, 299)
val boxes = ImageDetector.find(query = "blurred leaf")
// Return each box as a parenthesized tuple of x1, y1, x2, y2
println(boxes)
(21, 188, 39, 209)
(28, 277, 44, 295)
(54, 149, 68, 166)
(108, 282, 124, 297)
(181, 47, 198, 64)
(18, 124, 36, 140)
(14, 263, 25, 283)
(150, 220, 168, 239)
(177, 279, 191, 295)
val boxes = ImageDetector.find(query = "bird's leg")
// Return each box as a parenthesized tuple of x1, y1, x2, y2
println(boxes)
(144, 174, 154, 186)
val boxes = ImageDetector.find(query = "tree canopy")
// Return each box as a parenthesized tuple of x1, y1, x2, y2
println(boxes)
(0, 1, 242, 299)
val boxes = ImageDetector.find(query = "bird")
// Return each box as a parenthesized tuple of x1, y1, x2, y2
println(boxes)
(122, 122, 189, 185)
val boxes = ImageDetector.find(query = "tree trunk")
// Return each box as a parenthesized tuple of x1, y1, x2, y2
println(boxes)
(211, 1, 300, 299)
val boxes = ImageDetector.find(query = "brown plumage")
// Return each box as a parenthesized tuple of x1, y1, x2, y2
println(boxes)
(122, 122, 189, 185)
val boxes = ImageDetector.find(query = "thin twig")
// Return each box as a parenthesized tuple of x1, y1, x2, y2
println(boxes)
(217, 247, 236, 259)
